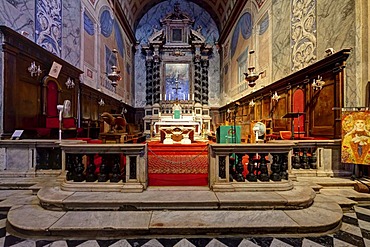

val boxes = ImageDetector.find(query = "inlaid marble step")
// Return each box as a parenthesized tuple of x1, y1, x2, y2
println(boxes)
(7, 198, 342, 238)
(37, 185, 316, 211)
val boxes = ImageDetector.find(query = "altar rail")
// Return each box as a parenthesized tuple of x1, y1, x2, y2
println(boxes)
(287, 139, 351, 177)
(59, 143, 147, 192)
(0, 140, 73, 177)
(209, 143, 296, 192)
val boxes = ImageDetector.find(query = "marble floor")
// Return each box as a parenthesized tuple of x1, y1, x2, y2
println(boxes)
(0, 205, 368, 246)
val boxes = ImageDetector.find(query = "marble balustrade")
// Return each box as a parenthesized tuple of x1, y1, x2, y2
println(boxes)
(0, 139, 350, 192)
(59, 143, 148, 192)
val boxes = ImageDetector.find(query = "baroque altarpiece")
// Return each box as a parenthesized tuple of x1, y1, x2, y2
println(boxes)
(142, 4, 213, 137)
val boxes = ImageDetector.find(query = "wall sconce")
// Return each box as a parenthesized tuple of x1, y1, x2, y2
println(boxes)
(312, 75, 325, 90)
(244, 50, 263, 87)
(65, 77, 75, 89)
(98, 98, 105, 106)
(272, 91, 280, 102)
(107, 48, 121, 87)
(28, 61, 42, 77)
(249, 99, 255, 107)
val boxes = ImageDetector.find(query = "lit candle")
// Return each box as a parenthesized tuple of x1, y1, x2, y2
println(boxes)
(160, 93, 162, 100)
(169, 94, 171, 100)
(165, 94, 167, 100)
(188, 93, 190, 100)
(183, 94, 185, 100)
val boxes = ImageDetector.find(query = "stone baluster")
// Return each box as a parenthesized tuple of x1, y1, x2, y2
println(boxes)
(218, 156, 226, 179)
(110, 154, 121, 182)
(98, 155, 109, 182)
(246, 153, 257, 182)
(300, 148, 309, 169)
(66, 154, 74, 181)
(309, 148, 317, 169)
(234, 153, 245, 182)
(258, 153, 269, 181)
(292, 150, 301, 169)
(270, 154, 281, 181)
(73, 154, 85, 182)
(229, 154, 236, 181)
(280, 153, 289, 180)
(86, 154, 96, 182)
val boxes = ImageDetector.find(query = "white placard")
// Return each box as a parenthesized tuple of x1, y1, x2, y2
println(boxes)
(49, 61, 62, 78)
(11, 130, 24, 140)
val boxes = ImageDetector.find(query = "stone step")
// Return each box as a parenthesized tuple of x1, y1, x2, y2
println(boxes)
(7, 199, 342, 238)
(37, 185, 316, 211)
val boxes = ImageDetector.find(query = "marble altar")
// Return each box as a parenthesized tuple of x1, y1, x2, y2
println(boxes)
(154, 118, 200, 144)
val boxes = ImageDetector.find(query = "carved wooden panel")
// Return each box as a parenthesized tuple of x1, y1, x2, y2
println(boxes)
(255, 101, 262, 120)
(310, 80, 335, 136)
(16, 79, 40, 129)
(273, 93, 288, 132)
(262, 97, 270, 119)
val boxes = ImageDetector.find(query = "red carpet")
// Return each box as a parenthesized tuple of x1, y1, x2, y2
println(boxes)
(147, 141, 208, 186)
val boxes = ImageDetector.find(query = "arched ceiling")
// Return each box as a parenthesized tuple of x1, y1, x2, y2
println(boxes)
(111, 0, 249, 43)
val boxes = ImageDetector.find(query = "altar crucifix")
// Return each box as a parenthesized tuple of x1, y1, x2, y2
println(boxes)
(172, 77, 181, 100)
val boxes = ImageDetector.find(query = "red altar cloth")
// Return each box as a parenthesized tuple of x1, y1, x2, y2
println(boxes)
(147, 141, 208, 186)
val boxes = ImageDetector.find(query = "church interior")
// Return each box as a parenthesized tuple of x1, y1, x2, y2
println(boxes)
(0, 0, 370, 246)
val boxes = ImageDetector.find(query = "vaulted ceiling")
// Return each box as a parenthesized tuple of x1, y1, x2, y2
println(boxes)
(110, 0, 249, 43)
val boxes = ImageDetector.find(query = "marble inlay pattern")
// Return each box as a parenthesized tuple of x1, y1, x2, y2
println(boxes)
(0, 1, 35, 41)
(61, 0, 81, 67)
(35, 0, 62, 57)
(291, 0, 317, 71)
(134, 0, 220, 108)
(317, 0, 356, 106)
(271, 0, 291, 82)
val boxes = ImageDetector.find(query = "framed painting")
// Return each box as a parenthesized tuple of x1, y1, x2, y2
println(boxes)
(341, 110, 370, 165)
(164, 63, 190, 101)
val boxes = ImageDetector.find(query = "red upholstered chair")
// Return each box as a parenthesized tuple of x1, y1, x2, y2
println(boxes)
(62, 117, 76, 130)
(46, 117, 59, 129)
(43, 77, 62, 131)
(280, 131, 292, 140)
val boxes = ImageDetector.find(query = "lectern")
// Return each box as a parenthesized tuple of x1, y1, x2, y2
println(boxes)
(283, 112, 306, 139)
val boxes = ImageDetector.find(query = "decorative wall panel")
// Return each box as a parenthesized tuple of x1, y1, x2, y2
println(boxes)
(291, 0, 317, 72)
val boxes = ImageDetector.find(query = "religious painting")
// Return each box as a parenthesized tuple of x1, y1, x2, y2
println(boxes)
(164, 63, 190, 101)
(341, 111, 370, 165)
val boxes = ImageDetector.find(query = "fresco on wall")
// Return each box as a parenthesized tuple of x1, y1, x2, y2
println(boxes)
(96, 7, 129, 100)
(227, 6, 270, 99)
(231, 12, 252, 58)
(135, 0, 220, 107)
(341, 111, 370, 165)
